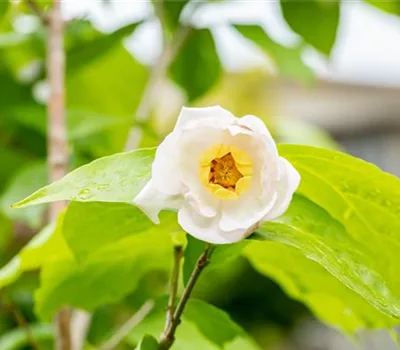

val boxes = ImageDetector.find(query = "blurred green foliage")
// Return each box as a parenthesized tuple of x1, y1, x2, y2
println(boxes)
(1, 0, 399, 349)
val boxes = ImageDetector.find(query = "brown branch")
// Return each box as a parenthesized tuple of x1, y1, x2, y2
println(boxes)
(162, 246, 183, 335)
(158, 244, 213, 350)
(1, 292, 39, 350)
(25, 0, 49, 25)
(46, 0, 70, 349)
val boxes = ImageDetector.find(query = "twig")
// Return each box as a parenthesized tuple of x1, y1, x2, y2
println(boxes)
(163, 246, 184, 335)
(46, 0, 71, 349)
(124, 3, 201, 150)
(25, 0, 49, 25)
(2, 292, 39, 350)
(99, 300, 155, 350)
(158, 244, 213, 350)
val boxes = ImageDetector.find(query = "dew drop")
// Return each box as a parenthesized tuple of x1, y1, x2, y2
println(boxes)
(78, 188, 93, 200)
(97, 184, 109, 191)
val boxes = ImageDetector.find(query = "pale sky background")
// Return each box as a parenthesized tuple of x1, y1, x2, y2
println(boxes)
(61, 1, 400, 88)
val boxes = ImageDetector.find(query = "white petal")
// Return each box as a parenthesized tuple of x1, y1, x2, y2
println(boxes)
(152, 132, 182, 195)
(239, 115, 278, 155)
(219, 191, 278, 232)
(133, 179, 183, 224)
(178, 204, 247, 244)
(262, 157, 300, 222)
(175, 106, 235, 131)
(184, 192, 218, 218)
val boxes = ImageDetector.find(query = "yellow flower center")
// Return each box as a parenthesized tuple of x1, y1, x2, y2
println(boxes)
(199, 144, 253, 200)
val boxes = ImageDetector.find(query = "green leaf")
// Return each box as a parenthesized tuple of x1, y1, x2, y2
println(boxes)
(250, 195, 397, 332)
(0, 161, 47, 228)
(365, 0, 400, 16)
(63, 201, 180, 261)
(0, 213, 73, 289)
(245, 240, 396, 333)
(162, 0, 189, 32)
(280, 0, 340, 55)
(127, 298, 261, 350)
(67, 42, 148, 155)
(0, 1, 9, 17)
(183, 236, 246, 286)
(35, 210, 178, 320)
(170, 29, 222, 102)
(0, 148, 30, 193)
(278, 144, 400, 318)
(67, 110, 128, 140)
(233, 25, 314, 83)
(0, 323, 54, 350)
(135, 335, 158, 350)
(67, 21, 143, 72)
(12, 148, 155, 208)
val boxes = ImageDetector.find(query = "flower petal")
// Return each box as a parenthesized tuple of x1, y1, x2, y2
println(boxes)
(175, 106, 235, 131)
(178, 204, 247, 244)
(152, 132, 183, 195)
(133, 179, 183, 224)
(239, 115, 278, 155)
(219, 191, 278, 232)
(262, 157, 301, 222)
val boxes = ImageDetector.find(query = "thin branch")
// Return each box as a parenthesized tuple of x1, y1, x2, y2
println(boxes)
(99, 300, 155, 350)
(158, 244, 213, 350)
(25, 0, 49, 26)
(46, 0, 70, 349)
(163, 246, 184, 335)
(124, 2, 202, 150)
(2, 292, 39, 350)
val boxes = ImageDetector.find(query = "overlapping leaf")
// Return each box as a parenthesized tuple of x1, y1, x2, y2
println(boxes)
(233, 25, 314, 83)
(13, 148, 155, 208)
(127, 298, 261, 350)
(170, 29, 222, 102)
(280, 0, 340, 55)
(279, 144, 400, 318)
(250, 195, 398, 332)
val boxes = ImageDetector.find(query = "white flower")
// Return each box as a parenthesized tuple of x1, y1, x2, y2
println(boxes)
(133, 106, 300, 244)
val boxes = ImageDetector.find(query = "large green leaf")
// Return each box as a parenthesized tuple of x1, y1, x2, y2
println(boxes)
(0, 161, 47, 228)
(250, 194, 398, 332)
(13, 148, 155, 208)
(0, 213, 73, 289)
(170, 29, 222, 102)
(278, 144, 400, 318)
(280, 0, 340, 55)
(245, 240, 396, 333)
(35, 214, 176, 320)
(63, 201, 180, 261)
(67, 41, 148, 155)
(233, 25, 314, 83)
(127, 298, 261, 350)
(365, 0, 400, 16)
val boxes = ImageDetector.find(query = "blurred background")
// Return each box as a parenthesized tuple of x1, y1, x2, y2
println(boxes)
(1, 0, 400, 349)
